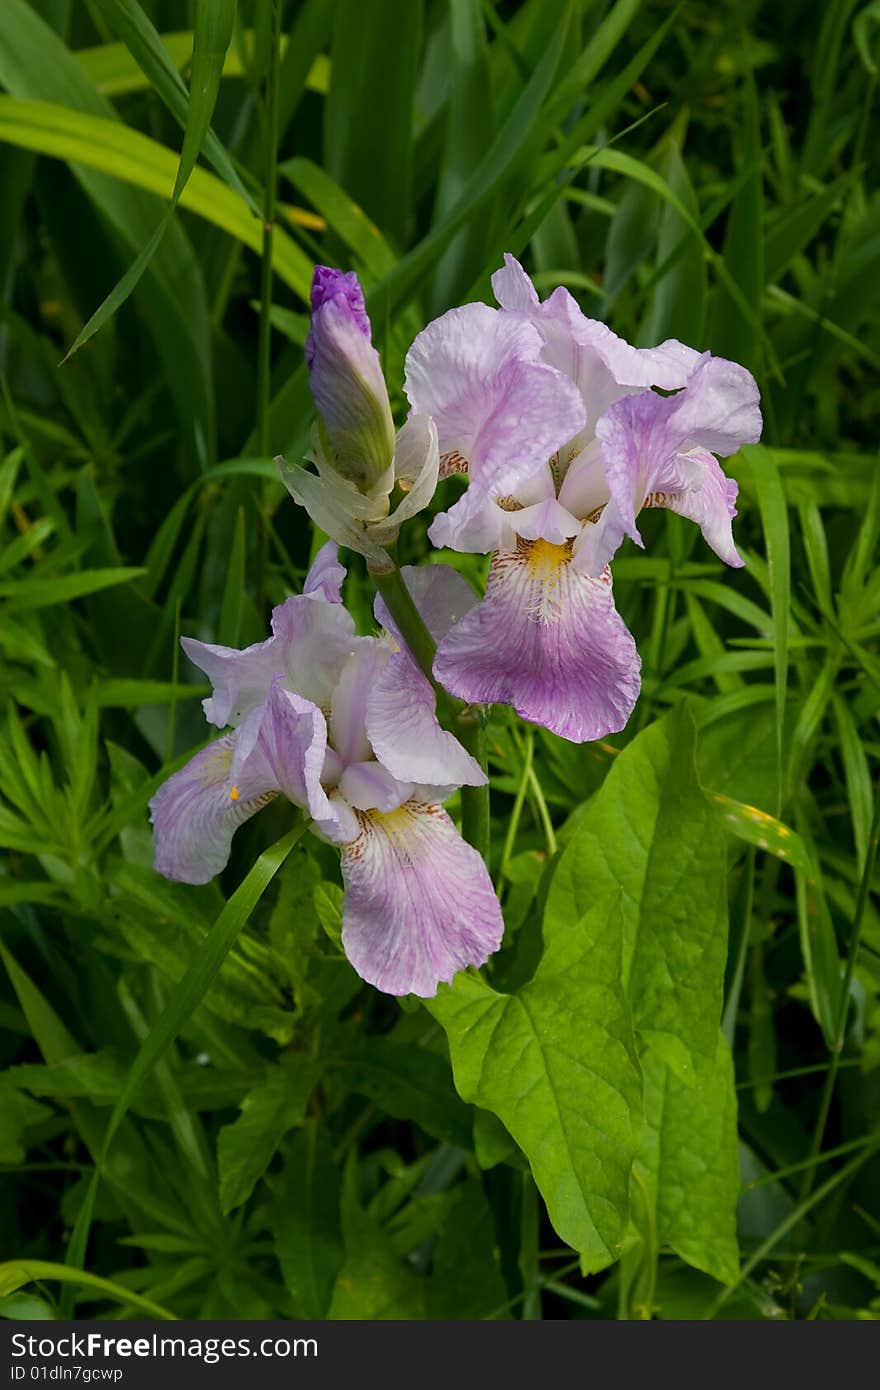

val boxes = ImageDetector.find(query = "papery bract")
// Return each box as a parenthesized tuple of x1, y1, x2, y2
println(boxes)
(150, 545, 501, 997)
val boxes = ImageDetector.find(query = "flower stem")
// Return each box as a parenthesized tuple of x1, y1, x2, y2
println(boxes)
(456, 711, 490, 860)
(369, 560, 490, 859)
(370, 562, 443, 694)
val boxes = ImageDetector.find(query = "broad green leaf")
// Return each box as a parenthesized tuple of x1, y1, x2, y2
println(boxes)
(634, 1034, 740, 1288)
(549, 706, 729, 1081)
(75, 30, 329, 101)
(217, 1057, 321, 1213)
(274, 1126, 343, 1319)
(91, 1, 257, 210)
(279, 158, 396, 277)
(0, 98, 312, 300)
(428, 893, 641, 1273)
(643, 140, 705, 345)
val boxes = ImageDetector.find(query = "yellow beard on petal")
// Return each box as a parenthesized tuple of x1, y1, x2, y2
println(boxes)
(516, 536, 573, 624)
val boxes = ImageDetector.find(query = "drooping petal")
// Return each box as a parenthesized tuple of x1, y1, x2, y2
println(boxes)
(404, 302, 585, 500)
(149, 734, 276, 885)
(339, 800, 504, 997)
(304, 266, 396, 495)
(303, 540, 346, 603)
(369, 565, 486, 788)
(434, 540, 641, 743)
(594, 355, 760, 565)
(657, 448, 744, 568)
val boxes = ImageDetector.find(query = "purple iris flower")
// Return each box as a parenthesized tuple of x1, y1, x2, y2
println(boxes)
(404, 254, 763, 743)
(149, 544, 502, 998)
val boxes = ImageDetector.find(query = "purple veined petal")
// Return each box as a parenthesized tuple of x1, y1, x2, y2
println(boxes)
(303, 540, 346, 603)
(571, 505, 628, 577)
(312, 790, 361, 846)
(656, 448, 744, 568)
(180, 632, 283, 730)
(366, 639, 486, 787)
(304, 267, 396, 494)
(232, 678, 333, 821)
(595, 355, 760, 565)
(650, 353, 763, 458)
(338, 760, 414, 812)
(369, 564, 486, 788)
(329, 641, 392, 767)
(403, 302, 586, 500)
(490, 252, 542, 313)
(492, 254, 701, 393)
(428, 490, 510, 554)
(149, 733, 278, 885)
(434, 540, 641, 743)
(270, 587, 365, 711)
(375, 562, 478, 644)
(339, 800, 504, 997)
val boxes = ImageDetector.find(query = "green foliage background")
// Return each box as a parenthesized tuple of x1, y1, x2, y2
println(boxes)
(1, 0, 879, 1320)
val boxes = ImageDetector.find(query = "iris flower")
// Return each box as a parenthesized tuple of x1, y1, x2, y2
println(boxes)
(280, 267, 439, 571)
(405, 255, 762, 742)
(149, 545, 502, 998)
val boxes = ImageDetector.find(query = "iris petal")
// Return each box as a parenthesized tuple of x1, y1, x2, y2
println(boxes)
(340, 800, 503, 997)
(434, 539, 641, 743)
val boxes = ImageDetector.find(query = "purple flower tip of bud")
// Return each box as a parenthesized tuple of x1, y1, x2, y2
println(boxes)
(309, 266, 371, 335)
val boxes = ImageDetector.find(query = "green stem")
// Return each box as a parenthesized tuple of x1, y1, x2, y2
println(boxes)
(497, 725, 533, 890)
(457, 713, 490, 860)
(370, 561, 490, 859)
(256, 0, 281, 458)
(370, 563, 443, 695)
